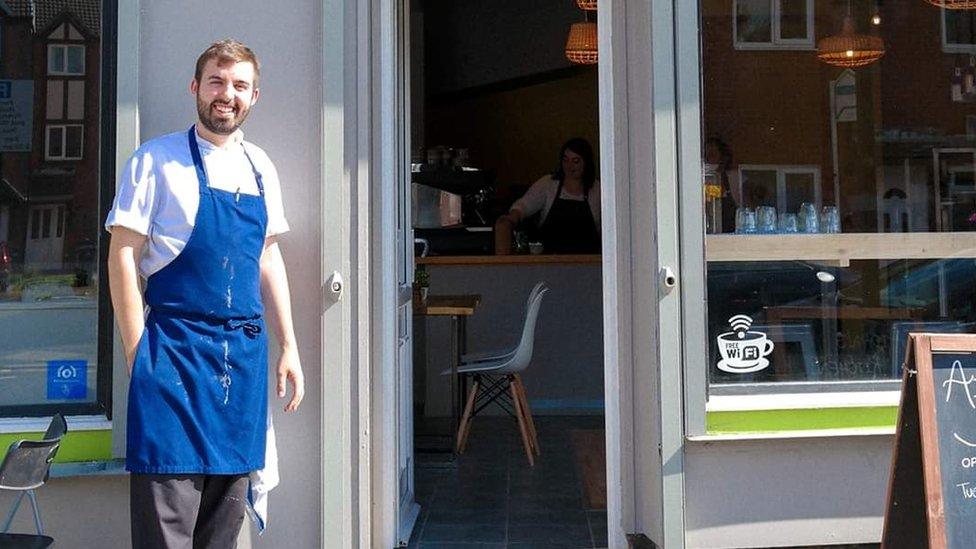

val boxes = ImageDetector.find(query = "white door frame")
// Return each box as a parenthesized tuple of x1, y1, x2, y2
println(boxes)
(599, 0, 686, 546)
(321, 0, 689, 546)
(321, 0, 413, 545)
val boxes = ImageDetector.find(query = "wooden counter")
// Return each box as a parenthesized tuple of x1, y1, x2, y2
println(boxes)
(416, 254, 601, 266)
(706, 233, 976, 266)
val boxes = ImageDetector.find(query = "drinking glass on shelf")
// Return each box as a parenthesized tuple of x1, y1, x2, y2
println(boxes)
(779, 212, 799, 234)
(514, 230, 529, 253)
(821, 206, 841, 233)
(735, 207, 757, 234)
(757, 206, 778, 234)
(799, 202, 819, 233)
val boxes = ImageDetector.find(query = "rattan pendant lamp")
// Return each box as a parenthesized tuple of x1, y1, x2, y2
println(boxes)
(565, 20, 598, 64)
(923, 1, 976, 8)
(817, 1, 885, 68)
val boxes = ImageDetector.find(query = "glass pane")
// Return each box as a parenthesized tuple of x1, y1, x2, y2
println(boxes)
(779, 0, 808, 40)
(65, 126, 83, 158)
(736, 0, 772, 43)
(66, 46, 84, 74)
(783, 172, 816, 213)
(47, 126, 63, 158)
(30, 210, 40, 240)
(41, 209, 51, 239)
(741, 169, 777, 208)
(945, 10, 976, 47)
(48, 46, 64, 73)
(2, 4, 102, 409)
(56, 207, 64, 238)
(700, 2, 976, 389)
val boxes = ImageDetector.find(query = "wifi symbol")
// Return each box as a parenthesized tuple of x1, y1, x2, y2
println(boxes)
(729, 315, 753, 337)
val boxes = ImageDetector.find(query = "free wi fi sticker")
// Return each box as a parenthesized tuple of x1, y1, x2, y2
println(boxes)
(716, 315, 774, 374)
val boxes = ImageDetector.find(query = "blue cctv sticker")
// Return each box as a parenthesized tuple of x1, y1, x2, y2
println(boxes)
(47, 360, 87, 400)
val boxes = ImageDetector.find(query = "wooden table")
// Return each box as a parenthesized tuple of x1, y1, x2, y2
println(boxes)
(414, 294, 481, 455)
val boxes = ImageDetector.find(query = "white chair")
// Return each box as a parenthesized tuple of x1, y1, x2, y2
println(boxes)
(460, 281, 547, 364)
(443, 285, 548, 466)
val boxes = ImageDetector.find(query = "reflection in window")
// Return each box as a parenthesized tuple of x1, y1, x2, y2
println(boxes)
(734, 0, 813, 49)
(735, 0, 773, 44)
(47, 44, 85, 75)
(1, 3, 104, 412)
(45, 124, 84, 160)
(701, 1, 976, 390)
(944, 8, 976, 52)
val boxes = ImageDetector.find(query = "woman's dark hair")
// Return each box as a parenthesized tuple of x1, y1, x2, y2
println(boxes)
(554, 137, 597, 193)
(705, 137, 732, 171)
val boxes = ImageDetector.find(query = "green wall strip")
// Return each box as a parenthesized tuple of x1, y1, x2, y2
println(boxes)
(0, 430, 112, 462)
(707, 406, 898, 434)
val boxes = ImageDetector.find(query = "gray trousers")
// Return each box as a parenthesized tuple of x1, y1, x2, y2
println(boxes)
(130, 473, 249, 549)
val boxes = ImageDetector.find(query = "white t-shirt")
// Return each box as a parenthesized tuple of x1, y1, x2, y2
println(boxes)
(510, 175, 601, 228)
(104, 127, 290, 278)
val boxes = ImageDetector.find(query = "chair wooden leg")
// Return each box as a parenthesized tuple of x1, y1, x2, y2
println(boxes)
(510, 375, 535, 467)
(514, 374, 540, 456)
(456, 377, 479, 453)
(457, 379, 479, 454)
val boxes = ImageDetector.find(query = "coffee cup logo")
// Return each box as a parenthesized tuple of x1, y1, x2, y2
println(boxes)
(717, 315, 774, 374)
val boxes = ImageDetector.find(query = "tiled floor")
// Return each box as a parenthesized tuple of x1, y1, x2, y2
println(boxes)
(409, 415, 607, 549)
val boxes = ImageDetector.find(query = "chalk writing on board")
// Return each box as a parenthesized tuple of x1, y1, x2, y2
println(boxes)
(943, 360, 976, 448)
(956, 482, 976, 499)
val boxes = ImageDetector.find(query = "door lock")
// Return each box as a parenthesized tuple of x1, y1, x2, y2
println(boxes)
(325, 271, 344, 302)
(660, 266, 678, 290)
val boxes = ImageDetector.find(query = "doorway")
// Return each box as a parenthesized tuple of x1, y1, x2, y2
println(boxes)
(350, 0, 680, 546)
(401, 0, 607, 547)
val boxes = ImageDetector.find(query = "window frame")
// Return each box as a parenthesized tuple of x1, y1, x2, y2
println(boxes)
(738, 164, 822, 213)
(44, 124, 84, 161)
(679, 1, 915, 437)
(942, 6, 976, 54)
(47, 43, 86, 76)
(733, 0, 816, 51)
(0, 1, 117, 420)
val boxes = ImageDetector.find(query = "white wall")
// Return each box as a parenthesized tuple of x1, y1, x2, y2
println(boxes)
(4, 2, 326, 547)
(684, 434, 892, 548)
(136, 2, 324, 547)
(418, 263, 605, 417)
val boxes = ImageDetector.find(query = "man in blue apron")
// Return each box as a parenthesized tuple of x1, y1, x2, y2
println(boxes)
(105, 40, 303, 548)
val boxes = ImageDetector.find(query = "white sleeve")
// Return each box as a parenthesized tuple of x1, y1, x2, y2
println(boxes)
(510, 176, 553, 218)
(104, 148, 157, 235)
(260, 158, 290, 237)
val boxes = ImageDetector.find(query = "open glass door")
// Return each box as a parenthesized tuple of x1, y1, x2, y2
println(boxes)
(395, 0, 420, 542)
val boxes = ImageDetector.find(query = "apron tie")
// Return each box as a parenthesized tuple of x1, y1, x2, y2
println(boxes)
(225, 318, 263, 339)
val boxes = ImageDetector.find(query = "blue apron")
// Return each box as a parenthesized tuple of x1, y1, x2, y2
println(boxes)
(126, 127, 269, 475)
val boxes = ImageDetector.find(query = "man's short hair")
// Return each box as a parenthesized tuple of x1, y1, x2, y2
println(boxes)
(194, 39, 261, 84)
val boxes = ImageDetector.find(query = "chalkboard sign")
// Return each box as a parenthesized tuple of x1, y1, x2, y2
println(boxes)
(883, 334, 976, 549)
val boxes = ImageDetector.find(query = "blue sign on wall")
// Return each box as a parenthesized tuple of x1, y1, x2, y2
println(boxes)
(47, 360, 88, 400)
(0, 80, 33, 152)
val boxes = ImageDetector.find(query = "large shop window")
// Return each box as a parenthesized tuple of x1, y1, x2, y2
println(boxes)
(0, 3, 113, 417)
(700, 1, 976, 394)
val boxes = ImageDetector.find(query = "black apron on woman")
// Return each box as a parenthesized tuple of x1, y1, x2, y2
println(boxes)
(537, 179, 600, 254)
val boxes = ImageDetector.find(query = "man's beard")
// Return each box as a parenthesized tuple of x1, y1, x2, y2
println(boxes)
(197, 98, 251, 136)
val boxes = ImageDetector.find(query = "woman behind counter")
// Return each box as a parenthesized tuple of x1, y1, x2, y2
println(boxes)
(495, 137, 601, 254)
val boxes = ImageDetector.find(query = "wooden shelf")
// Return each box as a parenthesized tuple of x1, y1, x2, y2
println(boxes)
(706, 233, 976, 266)
(417, 254, 601, 266)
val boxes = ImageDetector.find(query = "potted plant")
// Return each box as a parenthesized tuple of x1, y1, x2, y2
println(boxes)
(414, 264, 430, 304)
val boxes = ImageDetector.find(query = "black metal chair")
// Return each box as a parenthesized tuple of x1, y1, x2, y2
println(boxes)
(0, 413, 67, 549)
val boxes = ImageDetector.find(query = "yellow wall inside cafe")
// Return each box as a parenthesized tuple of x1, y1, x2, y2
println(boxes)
(425, 67, 599, 208)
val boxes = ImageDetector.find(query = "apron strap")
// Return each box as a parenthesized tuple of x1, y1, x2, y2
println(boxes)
(188, 127, 208, 193)
(241, 143, 265, 196)
(187, 126, 265, 196)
